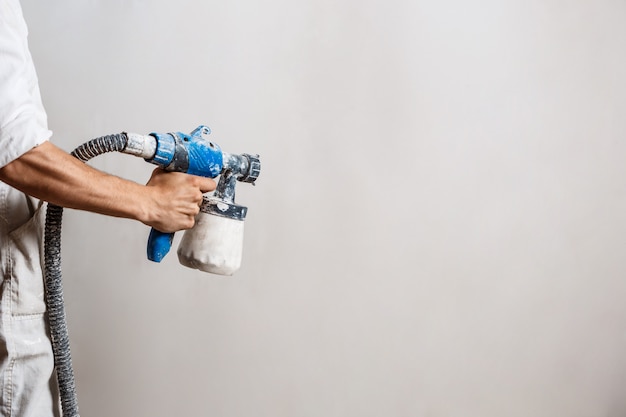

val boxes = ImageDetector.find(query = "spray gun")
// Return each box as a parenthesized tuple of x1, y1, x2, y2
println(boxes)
(43, 125, 260, 417)
(122, 125, 260, 275)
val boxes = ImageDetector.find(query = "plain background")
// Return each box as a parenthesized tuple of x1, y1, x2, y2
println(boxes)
(21, 0, 626, 416)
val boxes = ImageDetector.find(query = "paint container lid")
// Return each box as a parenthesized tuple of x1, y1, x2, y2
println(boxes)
(200, 196, 247, 221)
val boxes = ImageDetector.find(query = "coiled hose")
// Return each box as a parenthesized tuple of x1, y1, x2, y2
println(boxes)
(44, 133, 129, 417)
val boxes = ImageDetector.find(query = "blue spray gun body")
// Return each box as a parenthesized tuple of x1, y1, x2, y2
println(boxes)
(124, 125, 260, 268)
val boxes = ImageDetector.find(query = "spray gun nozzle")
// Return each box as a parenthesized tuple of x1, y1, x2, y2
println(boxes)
(220, 152, 261, 183)
(239, 154, 261, 184)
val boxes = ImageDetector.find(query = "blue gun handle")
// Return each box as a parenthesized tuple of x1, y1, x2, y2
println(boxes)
(147, 228, 175, 262)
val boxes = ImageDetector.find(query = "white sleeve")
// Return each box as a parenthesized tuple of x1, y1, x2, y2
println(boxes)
(0, 0, 52, 169)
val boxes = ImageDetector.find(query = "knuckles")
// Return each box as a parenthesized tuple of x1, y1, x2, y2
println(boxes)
(184, 216, 196, 229)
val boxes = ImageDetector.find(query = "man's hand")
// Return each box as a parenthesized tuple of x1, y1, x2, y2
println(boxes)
(142, 168, 216, 233)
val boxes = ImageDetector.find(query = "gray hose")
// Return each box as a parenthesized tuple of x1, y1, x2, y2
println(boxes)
(44, 133, 129, 417)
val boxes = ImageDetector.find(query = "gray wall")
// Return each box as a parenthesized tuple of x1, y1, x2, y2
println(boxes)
(22, 1, 626, 416)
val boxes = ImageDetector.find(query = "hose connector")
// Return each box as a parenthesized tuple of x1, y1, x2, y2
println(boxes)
(122, 132, 157, 159)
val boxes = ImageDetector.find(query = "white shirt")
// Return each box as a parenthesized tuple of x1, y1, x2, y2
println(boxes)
(0, 5, 57, 415)
(0, 0, 51, 169)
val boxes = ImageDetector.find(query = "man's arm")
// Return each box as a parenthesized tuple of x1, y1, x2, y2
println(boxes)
(0, 141, 216, 233)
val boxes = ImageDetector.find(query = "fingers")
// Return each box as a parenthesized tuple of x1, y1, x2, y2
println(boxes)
(198, 177, 217, 193)
(188, 176, 215, 205)
(149, 169, 216, 194)
(151, 168, 216, 192)
(143, 169, 218, 233)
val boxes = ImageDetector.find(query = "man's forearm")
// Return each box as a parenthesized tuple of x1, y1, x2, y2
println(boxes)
(0, 141, 152, 221)
(0, 141, 216, 232)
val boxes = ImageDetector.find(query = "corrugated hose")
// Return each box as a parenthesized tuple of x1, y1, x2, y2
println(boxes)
(44, 133, 129, 417)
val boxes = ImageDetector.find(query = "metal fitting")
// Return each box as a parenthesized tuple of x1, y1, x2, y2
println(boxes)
(122, 132, 158, 159)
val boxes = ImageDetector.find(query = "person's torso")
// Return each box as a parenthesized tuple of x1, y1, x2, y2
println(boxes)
(0, 182, 40, 236)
